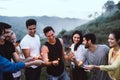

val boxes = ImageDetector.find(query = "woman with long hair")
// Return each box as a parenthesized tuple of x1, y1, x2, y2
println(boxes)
(69, 30, 88, 80)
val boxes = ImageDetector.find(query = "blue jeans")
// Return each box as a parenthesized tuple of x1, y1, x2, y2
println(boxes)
(48, 70, 70, 80)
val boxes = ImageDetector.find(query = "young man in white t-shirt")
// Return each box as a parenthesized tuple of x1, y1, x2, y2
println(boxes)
(20, 19, 42, 80)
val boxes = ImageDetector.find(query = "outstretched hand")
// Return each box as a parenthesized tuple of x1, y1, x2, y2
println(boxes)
(84, 65, 95, 70)
(33, 60, 44, 66)
(24, 57, 34, 62)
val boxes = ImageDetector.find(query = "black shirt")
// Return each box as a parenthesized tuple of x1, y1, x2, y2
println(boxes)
(45, 38, 64, 76)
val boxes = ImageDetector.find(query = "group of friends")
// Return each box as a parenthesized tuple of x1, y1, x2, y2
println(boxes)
(0, 18, 120, 80)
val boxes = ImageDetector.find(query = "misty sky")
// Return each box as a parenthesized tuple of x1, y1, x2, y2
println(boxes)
(0, 0, 119, 19)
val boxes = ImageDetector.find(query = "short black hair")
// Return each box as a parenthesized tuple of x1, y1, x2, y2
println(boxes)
(83, 33, 96, 44)
(26, 19, 36, 28)
(43, 26, 54, 35)
(0, 22, 11, 29)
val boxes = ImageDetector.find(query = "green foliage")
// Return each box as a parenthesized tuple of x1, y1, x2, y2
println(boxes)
(62, 5, 120, 45)
(75, 19, 120, 44)
(103, 0, 115, 12)
(117, 1, 120, 10)
(57, 29, 67, 38)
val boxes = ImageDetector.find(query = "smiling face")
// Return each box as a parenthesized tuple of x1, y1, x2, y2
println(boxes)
(27, 25, 36, 37)
(73, 34, 80, 45)
(82, 37, 90, 48)
(45, 30, 56, 43)
(4, 28, 12, 41)
(108, 33, 118, 48)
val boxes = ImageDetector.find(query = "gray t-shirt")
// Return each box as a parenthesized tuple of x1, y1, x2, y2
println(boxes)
(85, 45, 111, 80)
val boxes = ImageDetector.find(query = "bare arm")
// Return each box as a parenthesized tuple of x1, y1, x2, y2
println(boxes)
(41, 45, 59, 66)
(25, 60, 43, 67)
(22, 49, 30, 58)
(12, 52, 21, 62)
(41, 45, 52, 66)
(85, 65, 100, 70)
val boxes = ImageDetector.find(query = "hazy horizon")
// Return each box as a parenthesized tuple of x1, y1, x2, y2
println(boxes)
(0, 0, 119, 20)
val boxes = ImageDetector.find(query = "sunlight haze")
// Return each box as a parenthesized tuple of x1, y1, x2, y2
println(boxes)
(0, 0, 119, 19)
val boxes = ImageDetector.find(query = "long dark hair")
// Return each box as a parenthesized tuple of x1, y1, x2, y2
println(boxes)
(71, 30, 83, 51)
(0, 22, 5, 36)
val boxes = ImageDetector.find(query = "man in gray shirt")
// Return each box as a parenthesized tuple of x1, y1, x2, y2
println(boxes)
(82, 33, 111, 80)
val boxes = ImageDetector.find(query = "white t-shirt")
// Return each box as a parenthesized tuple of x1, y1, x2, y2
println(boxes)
(70, 44, 88, 67)
(20, 34, 41, 68)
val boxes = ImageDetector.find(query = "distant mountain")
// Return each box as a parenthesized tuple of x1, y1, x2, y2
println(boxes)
(0, 16, 88, 40)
